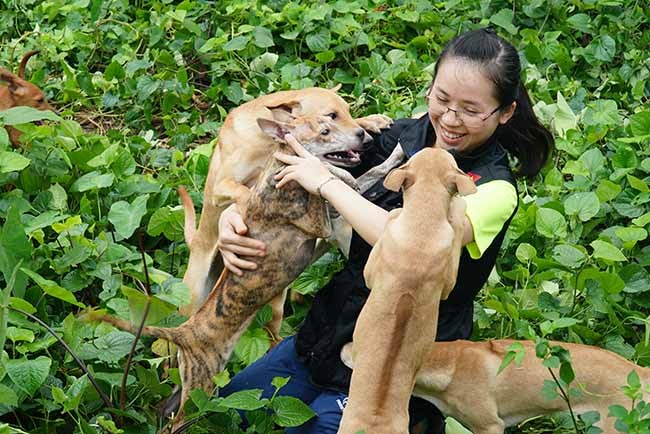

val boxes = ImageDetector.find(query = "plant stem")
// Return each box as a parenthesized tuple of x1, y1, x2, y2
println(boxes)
(547, 367, 582, 433)
(7, 306, 114, 409)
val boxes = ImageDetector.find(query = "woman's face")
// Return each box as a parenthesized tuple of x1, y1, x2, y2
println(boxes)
(428, 57, 515, 154)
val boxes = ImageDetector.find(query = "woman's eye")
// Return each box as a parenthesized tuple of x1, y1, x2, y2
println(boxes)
(321, 129, 330, 136)
(465, 108, 479, 115)
(436, 96, 448, 103)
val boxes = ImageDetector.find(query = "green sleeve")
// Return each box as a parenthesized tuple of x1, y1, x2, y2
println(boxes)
(464, 180, 518, 259)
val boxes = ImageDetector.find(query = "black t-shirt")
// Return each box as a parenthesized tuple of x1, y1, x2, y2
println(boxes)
(294, 115, 518, 391)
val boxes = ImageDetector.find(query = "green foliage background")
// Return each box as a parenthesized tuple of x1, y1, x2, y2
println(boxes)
(0, 0, 648, 432)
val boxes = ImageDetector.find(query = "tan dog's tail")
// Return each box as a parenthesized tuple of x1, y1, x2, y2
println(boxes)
(18, 50, 40, 79)
(178, 187, 196, 245)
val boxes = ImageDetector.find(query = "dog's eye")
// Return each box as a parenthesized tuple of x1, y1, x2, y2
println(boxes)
(321, 129, 330, 136)
(326, 112, 337, 119)
(36, 98, 44, 104)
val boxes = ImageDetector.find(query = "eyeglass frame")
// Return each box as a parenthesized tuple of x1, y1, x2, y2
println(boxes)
(425, 87, 503, 126)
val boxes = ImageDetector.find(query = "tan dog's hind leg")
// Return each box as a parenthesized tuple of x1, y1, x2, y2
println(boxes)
(442, 196, 466, 299)
(266, 287, 287, 345)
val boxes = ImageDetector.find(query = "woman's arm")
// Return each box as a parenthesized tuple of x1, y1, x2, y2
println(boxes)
(274, 135, 475, 247)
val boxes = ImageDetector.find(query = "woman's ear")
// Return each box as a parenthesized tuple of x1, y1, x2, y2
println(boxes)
(498, 101, 516, 125)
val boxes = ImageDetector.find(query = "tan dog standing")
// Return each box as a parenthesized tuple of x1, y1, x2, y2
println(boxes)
(182, 86, 392, 330)
(90, 113, 367, 423)
(342, 339, 649, 434)
(0, 51, 51, 146)
(338, 148, 476, 434)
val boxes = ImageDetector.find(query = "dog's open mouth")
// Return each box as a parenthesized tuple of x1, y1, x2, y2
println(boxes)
(324, 149, 361, 167)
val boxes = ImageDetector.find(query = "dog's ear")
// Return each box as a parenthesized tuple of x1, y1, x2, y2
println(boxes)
(266, 101, 301, 120)
(330, 83, 342, 93)
(0, 69, 25, 95)
(0, 69, 18, 86)
(268, 107, 297, 123)
(448, 168, 477, 196)
(383, 161, 412, 192)
(257, 118, 290, 141)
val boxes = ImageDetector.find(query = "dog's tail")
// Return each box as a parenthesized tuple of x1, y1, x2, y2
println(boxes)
(179, 187, 196, 246)
(83, 309, 185, 346)
(18, 50, 40, 79)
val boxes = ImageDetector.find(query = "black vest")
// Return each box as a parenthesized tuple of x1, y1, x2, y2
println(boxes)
(294, 115, 518, 391)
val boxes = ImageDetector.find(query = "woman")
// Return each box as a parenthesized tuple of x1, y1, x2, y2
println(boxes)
(217, 28, 554, 433)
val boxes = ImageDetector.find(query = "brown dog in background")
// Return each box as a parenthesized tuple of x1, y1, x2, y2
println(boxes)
(181, 86, 392, 335)
(342, 339, 649, 434)
(0, 51, 51, 146)
(338, 148, 476, 434)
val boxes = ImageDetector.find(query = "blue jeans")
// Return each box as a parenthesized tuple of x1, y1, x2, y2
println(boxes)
(219, 336, 348, 433)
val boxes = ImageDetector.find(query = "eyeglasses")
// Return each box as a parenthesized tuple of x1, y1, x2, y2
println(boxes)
(426, 92, 501, 128)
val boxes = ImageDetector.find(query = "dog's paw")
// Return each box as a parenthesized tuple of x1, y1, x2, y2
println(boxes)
(355, 114, 394, 133)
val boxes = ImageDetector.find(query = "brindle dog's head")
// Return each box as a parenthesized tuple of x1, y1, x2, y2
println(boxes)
(257, 109, 366, 165)
(262, 88, 371, 167)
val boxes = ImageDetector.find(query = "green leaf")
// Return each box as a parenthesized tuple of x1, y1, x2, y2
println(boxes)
(552, 245, 586, 269)
(591, 35, 616, 63)
(20, 268, 84, 307)
(234, 327, 270, 366)
(630, 111, 650, 136)
(87, 144, 120, 168)
(146, 206, 184, 241)
(306, 29, 331, 52)
(4, 356, 51, 396)
(271, 396, 316, 427)
(0, 384, 18, 406)
(596, 179, 621, 202)
(553, 92, 577, 138)
(220, 389, 266, 410)
(583, 100, 620, 127)
(444, 417, 473, 434)
(590, 240, 627, 262)
(6, 327, 34, 343)
(536, 208, 567, 239)
(626, 174, 649, 192)
(223, 35, 249, 51)
(0, 107, 60, 125)
(489, 9, 517, 35)
(253, 26, 274, 48)
(108, 195, 149, 240)
(515, 243, 537, 263)
(271, 376, 290, 392)
(121, 286, 176, 325)
(70, 171, 115, 192)
(564, 192, 600, 221)
(0, 152, 30, 173)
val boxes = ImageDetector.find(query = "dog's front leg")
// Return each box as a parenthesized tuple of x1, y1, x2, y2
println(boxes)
(441, 196, 466, 299)
(355, 114, 393, 133)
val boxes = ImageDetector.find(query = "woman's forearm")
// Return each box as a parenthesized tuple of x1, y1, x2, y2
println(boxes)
(319, 179, 388, 246)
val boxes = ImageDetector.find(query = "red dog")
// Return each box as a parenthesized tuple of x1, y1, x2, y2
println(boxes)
(0, 51, 51, 146)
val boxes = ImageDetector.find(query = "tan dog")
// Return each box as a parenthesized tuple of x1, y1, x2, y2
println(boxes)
(338, 148, 477, 434)
(182, 86, 392, 329)
(342, 339, 649, 434)
(0, 51, 51, 146)
(90, 113, 366, 424)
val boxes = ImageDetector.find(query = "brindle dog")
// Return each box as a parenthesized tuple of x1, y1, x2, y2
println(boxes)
(89, 114, 347, 423)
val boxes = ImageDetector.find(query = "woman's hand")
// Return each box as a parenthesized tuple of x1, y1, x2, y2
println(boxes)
(273, 134, 335, 195)
(217, 204, 266, 276)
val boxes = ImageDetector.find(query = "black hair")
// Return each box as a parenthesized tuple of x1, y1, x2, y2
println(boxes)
(432, 28, 554, 178)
